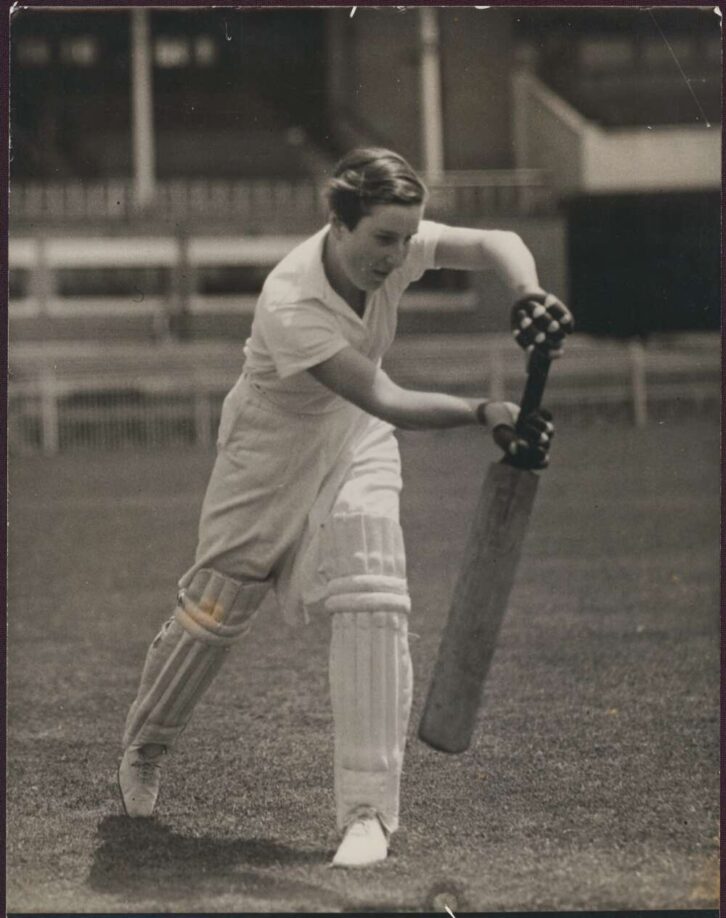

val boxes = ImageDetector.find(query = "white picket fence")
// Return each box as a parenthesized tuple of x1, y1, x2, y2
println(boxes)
(7, 334, 720, 455)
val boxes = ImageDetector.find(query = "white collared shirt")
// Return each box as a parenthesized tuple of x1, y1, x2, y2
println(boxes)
(242, 219, 445, 414)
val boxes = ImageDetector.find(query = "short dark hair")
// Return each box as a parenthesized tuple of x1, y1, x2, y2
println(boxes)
(325, 148, 427, 230)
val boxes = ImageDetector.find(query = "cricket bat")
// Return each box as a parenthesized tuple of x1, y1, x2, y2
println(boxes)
(418, 347, 552, 753)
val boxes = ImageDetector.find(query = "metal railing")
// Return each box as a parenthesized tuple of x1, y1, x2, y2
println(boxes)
(9, 170, 556, 229)
(9, 178, 325, 229)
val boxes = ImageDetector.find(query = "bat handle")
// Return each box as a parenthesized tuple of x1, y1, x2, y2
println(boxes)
(515, 348, 551, 434)
(499, 349, 551, 470)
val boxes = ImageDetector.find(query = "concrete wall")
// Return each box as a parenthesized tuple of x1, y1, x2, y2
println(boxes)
(325, 7, 514, 171)
(439, 8, 514, 169)
(515, 70, 721, 196)
(326, 8, 421, 165)
(583, 126, 721, 193)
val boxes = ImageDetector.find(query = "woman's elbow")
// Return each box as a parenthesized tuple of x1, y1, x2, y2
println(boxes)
(496, 230, 528, 255)
(368, 378, 416, 429)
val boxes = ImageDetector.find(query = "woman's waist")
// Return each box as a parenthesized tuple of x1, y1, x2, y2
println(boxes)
(238, 369, 352, 417)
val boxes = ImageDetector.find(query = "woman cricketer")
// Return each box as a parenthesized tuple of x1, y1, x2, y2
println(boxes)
(118, 148, 573, 867)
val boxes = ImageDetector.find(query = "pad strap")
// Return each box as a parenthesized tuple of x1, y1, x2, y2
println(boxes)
(175, 568, 269, 646)
(324, 574, 411, 614)
(320, 513, 410, 616)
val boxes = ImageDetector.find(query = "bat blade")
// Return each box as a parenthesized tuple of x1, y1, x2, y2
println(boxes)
(418, 460, 540, 753)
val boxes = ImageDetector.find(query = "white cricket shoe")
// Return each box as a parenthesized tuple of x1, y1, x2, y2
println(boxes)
(118, 743, 166, 817)
(332, 814, 389, 868)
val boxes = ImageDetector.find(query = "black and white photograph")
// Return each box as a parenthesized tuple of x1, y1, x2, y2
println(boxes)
(5, 2, 721, 914)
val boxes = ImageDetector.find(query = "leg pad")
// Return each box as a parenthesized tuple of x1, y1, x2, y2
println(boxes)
(122, 569, 269, 750)
(330, 609, 413, 834)
(323, 514, 413, 833)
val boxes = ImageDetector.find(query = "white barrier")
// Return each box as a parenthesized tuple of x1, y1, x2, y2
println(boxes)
(8, 233, 303, 322)
(8, 334, 720, 454)
(8, 231, 481, 322)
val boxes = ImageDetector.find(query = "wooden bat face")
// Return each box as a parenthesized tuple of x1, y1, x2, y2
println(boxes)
(418, 461, 540, 754)
(419, 342, 554, 754)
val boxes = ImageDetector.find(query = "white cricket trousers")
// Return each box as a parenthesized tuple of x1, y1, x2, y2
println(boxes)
(179, 373, 403, 611)
(174, 373, 413, 832)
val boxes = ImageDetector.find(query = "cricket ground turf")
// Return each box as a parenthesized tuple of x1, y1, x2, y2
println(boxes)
(6, 415, 719, 913)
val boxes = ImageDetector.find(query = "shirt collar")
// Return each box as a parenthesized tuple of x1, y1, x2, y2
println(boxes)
(300, 224, 332, 302)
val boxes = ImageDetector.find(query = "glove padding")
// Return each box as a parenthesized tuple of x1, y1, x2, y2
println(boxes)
(511, 293, 574, 358)
(492, 408, 554, 470)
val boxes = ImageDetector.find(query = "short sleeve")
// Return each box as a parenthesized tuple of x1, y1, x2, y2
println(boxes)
(400, 219, 447, 285)
(256, 296, 349, 379)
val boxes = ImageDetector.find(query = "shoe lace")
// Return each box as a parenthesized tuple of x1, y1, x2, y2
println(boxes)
(344, 806, 382, 835)
(132, 756, 162, 783)
(347, 816, 382, 838)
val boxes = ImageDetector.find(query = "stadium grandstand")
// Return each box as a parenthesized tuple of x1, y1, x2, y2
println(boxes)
(8, 6, 721, 453)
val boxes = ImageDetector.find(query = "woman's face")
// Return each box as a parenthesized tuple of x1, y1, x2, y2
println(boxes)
(333, 203, 424, 292)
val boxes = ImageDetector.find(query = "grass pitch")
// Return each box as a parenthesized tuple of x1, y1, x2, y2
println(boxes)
(6, 416, 720, 913)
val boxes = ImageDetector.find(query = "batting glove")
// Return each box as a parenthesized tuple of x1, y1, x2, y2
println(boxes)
(511, 293, 574, 359)
(492, 408, 555, 470)
(477, 400, 519, 431)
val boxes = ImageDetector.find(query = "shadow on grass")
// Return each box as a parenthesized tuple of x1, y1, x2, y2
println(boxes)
(88, 815, 343, 909)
